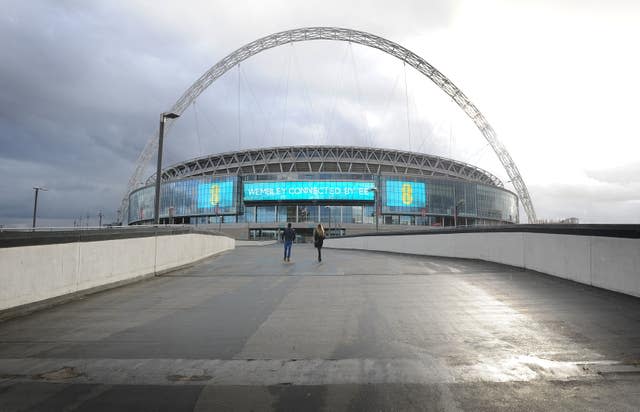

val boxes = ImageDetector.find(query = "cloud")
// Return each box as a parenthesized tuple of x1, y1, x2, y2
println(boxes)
(531, 171, 640, 223)
(586, 163, 640, 185)
(0, 0, 638, 226)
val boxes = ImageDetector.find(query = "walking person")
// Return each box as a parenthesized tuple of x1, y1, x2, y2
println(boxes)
(281, 222, 296, 262)
(313, 223, 325, 262)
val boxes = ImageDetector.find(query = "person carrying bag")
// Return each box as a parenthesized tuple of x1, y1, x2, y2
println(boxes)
(313, 224, 325, 262)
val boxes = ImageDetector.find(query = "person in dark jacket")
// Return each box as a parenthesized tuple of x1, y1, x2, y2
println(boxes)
(281, 223, 296, 262)
(313, 224, 325, 262)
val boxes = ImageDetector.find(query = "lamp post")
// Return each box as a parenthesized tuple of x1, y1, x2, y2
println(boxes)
(368, 187, 379, 232)
(32, 187, 48, 228)
(154, 111, 180, 225)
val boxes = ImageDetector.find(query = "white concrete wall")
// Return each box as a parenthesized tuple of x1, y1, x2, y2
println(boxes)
(0, 233, 234, 311)
(325, 232, 640, 298)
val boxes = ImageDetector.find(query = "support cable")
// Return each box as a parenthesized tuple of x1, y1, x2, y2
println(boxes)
(195, 99, 222, 141)
(403, 61, 412, 151)
(280, 47, 292, 146)
(467, 142, 492, 164)
(258, 52, 293, 143)
(410, 82, 437, 156)
(238, 65, 271, 143)
(348, 43, 373, 147)
(280, 48, 291, 146)
(373, 65, 403, 148)
(449, 106, 453, 159)
(323, 43, 350, 144)
(415, 94, 446, 155)
(237, 64, 241, 150)
(414, 109, 438, 154)
(192, 101, 203, 156)
(291, 44, 321, 145)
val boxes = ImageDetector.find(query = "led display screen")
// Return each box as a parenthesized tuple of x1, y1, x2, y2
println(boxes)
(243, 181, 376, 202)
(197, 179, 235, 209)
(385, 180, 426, 208)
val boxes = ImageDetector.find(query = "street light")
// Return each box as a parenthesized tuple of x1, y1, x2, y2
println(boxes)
(368, 187, 379, 232)
(154, 111, 180, 225)
(32, 187, 48, 228)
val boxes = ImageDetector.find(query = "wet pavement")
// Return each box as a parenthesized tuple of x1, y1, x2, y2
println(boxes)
(1, 243, 639, 411)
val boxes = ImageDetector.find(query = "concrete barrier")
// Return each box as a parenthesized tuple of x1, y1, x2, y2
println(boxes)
(325, 226, 640, 298)
(0, 230, 234, 313)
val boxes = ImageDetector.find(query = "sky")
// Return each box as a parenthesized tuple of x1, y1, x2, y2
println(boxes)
(1, 0, 639, 227)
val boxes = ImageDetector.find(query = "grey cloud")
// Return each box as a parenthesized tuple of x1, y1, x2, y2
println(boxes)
(532, 182, 640, 223)
(585, 163, 640, 185)
(2, 0, 635, 226)
(0, 0, 474, 227)
(0, 1, 194, 224)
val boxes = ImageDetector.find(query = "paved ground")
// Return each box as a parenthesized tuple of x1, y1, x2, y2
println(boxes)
(1, 243, 640, 411)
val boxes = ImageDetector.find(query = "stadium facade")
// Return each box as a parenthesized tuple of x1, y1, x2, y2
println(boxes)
(128, 146, 518, 238)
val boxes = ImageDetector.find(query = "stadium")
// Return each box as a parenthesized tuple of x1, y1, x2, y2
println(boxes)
(119, 28, 537, 237)
(127, 145, 519, 239)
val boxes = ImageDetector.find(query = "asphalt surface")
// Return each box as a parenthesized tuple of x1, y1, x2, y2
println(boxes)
(1, 243, 640, 411)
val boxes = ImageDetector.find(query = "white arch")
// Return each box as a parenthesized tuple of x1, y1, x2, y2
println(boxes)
(120, 27, 536, 223)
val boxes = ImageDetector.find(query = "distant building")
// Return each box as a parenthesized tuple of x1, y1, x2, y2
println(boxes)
(538, 217, 580, 224)
(559, 217, 580, 224)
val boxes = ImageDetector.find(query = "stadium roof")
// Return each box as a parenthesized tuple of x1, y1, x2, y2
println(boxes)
(150, 145, 504, 188)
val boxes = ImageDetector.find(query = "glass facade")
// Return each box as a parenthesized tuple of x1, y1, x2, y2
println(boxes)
(128, 176, 237, 223)
(256, 206, 276, 223)
(128, 173, 518, 226)
(477, 185, 518, 223)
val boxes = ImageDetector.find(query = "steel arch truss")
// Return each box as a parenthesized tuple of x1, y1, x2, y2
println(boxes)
(120, 27, 536, 223)
(152, 145, 504, 188)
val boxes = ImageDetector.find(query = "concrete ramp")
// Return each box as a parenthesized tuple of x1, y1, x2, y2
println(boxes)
(0, 244, 639, 410)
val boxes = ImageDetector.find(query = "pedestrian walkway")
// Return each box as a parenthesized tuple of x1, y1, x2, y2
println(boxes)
(1, 244, 639, 411)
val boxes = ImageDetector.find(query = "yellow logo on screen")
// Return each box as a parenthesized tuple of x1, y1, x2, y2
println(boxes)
(210, 184, 220, 206)
(401, 183, 413, 205)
